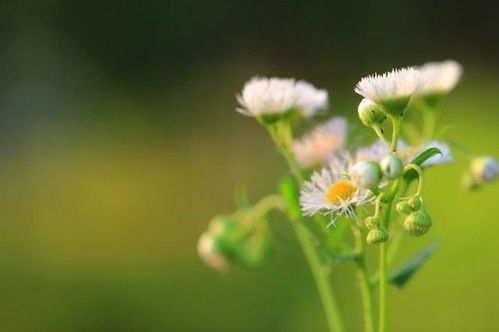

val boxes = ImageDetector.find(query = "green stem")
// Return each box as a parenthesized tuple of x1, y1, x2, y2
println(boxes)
(379, 202, 393, 332)
(292, 220, 344, 332)
(390, 117, 402, 152)
(352, 226, 376, 332)
(268, 121, 344, 332)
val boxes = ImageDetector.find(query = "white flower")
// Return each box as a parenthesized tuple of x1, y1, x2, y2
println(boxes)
(300, 165, 373, 224)
(197, 232, 228, 271)
(293, 117, 347, 168)
(354, 67, 420, 115)
(399, 140, 453, 167)
(294, 80, 329, 117)
(236, 77, 329, 120)
(418, 60, 462, 95)
(237, 77, 297, 117)
(355, 140, 391, 163)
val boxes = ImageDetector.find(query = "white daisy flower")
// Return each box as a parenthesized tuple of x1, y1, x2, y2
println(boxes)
(399, 140, 454, 167)
(418, 60, 462, 96)
(294, 80, 329, 118)
(300, 165, 373, 224)
(354, 67, 420, 115)
(293, 117, 347, 168)
(237, 77, 297, 119)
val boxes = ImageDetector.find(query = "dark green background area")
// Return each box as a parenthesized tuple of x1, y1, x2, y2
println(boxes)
(0, 0, 497, 331)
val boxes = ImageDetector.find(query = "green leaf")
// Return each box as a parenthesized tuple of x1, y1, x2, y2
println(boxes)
(332, 251, 360, 263)
(278, 176, 301, 219)
(388, 241, 439, 288)
(410, 147, 442, 167)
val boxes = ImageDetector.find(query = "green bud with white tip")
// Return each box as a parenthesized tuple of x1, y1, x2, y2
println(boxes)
(381, 153, 404, 179)
(350, 160, 382, 189)
(366, 227, 389, 245)
(403, 209, 432, 236)
(358, 98, 386, 128)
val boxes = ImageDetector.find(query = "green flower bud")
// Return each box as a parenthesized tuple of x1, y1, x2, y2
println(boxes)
(197, 232, 230, 271)
(407, 197, 422, 210)
(350, 160, 382, 189)
(396, 201, 412, 215)
(403, 209, 432, 236)
(358, 98, 386, 127)
(380, 153, 404, 179)
(366, 227, 389, 245)
(471, 156, 499, 184)
(238, 233, 272, 268)
(364, 215, 380, 230)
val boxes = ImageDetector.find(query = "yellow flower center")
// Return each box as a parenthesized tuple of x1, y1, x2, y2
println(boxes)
(326, 180, 357, 204)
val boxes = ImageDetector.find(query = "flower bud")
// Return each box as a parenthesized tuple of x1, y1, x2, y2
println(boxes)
(396, 201, 412, 215)
(403, 209, 432, 236)
(197, 232, 230, 271)
(364, 215, 380, 230)
(238, 233, 271, 268)
(350, 160, 382, 189)
(358, 98, 386, 127)
(407, 197, 422, 210)
(471, 156, 499, 184)
(366, 227, 389, 245)
(380, 153, 403, 179)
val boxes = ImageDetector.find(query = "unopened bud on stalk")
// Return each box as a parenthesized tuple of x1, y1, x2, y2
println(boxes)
(396, 201, 412, 215)
(381, 153, 403, 179)
(408, 197, 422, 210)
(197, 232, 230, 271)
(403, 209, 432, 236)
(350, 160, 382, 189)
(358, 98, 386, 128)
(364, 215, 381, 230)
(471, 156, 499, 184)
(366, 227, 389, 244)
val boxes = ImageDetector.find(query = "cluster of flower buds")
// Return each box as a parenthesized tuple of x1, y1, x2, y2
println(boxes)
(364, 215, 389, 245)
(462, 156, 499, 191)
(396, 196, 432, 236)
(197, 212, 271, 272)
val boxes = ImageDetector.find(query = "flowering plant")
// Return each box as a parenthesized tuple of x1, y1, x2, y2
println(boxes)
(198, 61, 498, 332)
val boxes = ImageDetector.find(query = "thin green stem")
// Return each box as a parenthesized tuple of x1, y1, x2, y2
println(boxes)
(372, 125, 391, 148)
(352, 226, 376, 332)
(292, 220, 344, 332)
(390, 117, 402, 152)
(379, 202, 393, 332)
(267, 121, 344, 332)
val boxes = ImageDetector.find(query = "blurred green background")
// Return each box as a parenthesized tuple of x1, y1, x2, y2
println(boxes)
(0, 0, 497, 331)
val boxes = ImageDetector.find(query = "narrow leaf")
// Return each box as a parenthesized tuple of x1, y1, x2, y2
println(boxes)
(388, 241, 439, 288)
(410, 147, 442, 167)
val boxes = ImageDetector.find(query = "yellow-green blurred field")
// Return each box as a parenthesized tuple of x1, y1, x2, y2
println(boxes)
(0, 66, 496, 331)
(0, 1, 497, 331)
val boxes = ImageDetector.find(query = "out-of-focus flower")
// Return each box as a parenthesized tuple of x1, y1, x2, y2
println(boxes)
(417, 60, 462, 98)
(294, 80, 329, 118)
(293, 117, 347, 168)
(236, 77, 328, 122)
(237, 77, 297, 121)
